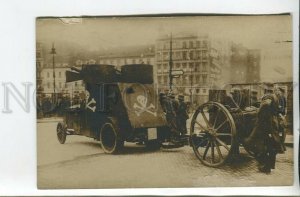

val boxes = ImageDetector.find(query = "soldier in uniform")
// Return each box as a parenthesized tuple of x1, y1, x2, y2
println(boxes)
(176, 95, 189, 136)
(276, 87, 287, 116)
(159, 92, 167, 113)
(165, 93, 178, 132)
(244, 82, 285, 173)
(250, 89, 259, 108)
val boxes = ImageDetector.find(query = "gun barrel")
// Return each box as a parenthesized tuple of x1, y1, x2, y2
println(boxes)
(71, 66, 81, 73)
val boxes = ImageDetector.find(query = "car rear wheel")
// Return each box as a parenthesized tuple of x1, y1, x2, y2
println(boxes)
(100, 120, 124, 154)
(57, 122, 66, 144)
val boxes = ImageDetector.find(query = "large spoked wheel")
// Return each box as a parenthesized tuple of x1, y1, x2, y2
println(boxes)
(57, 122, 66, 144)
(190, 102, 237, 167)
(100, 119, 124, 154)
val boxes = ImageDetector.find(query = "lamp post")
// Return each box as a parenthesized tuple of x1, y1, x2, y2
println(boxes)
(169, 33, 173, 92)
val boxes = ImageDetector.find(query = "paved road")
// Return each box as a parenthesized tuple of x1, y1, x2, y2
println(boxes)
(37, 121, 294, 189)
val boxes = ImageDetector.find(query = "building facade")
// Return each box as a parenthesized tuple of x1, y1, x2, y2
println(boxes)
(41, 64, 85, 97)
(36, 42, 44, 94)
(155, 35, 226, 105)
(230, 44, 261, 84)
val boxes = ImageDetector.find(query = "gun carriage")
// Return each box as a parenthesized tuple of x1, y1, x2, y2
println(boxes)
(189, 85, 286, 167)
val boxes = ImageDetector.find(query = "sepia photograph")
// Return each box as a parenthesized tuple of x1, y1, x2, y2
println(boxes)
(36, 15, 294, 189)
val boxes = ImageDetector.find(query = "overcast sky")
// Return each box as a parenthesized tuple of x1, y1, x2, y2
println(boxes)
(36, 15, 293, 81)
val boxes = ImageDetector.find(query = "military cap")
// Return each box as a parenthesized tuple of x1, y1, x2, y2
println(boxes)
(178, 94, 184, 100)
(168, 93, 175, 99)
(230, 87, 240, 94)
(159, 92, 166, 98)
(263, 82, 274, 90)
(278, 87, 285, 93)
(251, 90, 258, 94)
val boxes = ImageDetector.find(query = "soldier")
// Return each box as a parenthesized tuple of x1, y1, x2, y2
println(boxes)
(250, 89, 259, 108)
(244, 82, 285, 173)
(276, 87, 287, 116)
(165, 93, 178, 132)
(159, 92, 167, 113)
(176, 95, 189, 136)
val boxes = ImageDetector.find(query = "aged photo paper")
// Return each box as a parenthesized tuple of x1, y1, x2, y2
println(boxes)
(36, 15, 293, 189)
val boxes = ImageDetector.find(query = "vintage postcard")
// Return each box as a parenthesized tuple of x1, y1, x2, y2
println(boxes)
(36, 15, 294, 188)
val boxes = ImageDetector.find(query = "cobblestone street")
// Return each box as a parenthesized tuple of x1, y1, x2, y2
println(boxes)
(37, 120, 294, 189)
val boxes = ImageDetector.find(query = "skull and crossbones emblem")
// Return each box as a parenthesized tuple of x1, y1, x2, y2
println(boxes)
(133, 95, 157, 117)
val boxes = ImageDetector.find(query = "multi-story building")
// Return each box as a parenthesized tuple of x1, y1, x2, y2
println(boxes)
(155, 34, 226, 105)
(98, 45, 156, 81)
(36, 42, 44, 94)
(41, 64, 85, 97)
(230, 44, 261, 83)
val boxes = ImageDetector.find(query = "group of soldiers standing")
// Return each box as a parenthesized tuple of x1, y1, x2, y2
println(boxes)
(159, 92, 189, 145)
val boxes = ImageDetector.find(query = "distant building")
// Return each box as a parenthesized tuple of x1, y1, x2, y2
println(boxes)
(41, 65, 85, 97)
(155, 34, 228, 105)
(36, 42, 44, 94)
(230, 44, 261, 83)
(99, 45, 155, 64)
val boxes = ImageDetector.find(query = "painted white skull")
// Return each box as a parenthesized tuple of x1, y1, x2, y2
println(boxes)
(137, 95, 147, 107)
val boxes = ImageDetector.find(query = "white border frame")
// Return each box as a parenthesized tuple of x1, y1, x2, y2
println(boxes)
(0, 0, 298, 195)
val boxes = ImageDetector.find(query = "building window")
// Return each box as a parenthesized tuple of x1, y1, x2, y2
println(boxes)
(47, 72, 50, 78)
(202, 64, 207, 72)
(189, 51, 194, 60)
(182, 51, 187, 60)
(75, 82, 78, 87)
(202, 74, 207, 84)
(158, 76, 161, 83)
(157, 64, 161, 70)
(196, 41, 200, 48)
(163, 64, 168, 70)
(59, 72, 61, 78)
(163, 44, 167, 50)
(203, 89, 207, 93)
(164, 76, 168, 83)
(196, 89, 200, 93)
(183, 41, 187, 49)
(189, 41, 193, 48)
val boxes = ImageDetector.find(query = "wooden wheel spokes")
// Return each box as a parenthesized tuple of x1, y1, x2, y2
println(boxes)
(190, 102, 236, 167)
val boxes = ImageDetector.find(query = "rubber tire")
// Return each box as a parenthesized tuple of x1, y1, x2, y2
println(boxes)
(57, 122, 66, 144)
(100, 119, 124, 154)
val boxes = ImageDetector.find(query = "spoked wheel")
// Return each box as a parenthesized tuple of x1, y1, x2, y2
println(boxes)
(57, 122, 66, 144)
(100, 119, 124, 154)
(190, 102, 237, 167)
